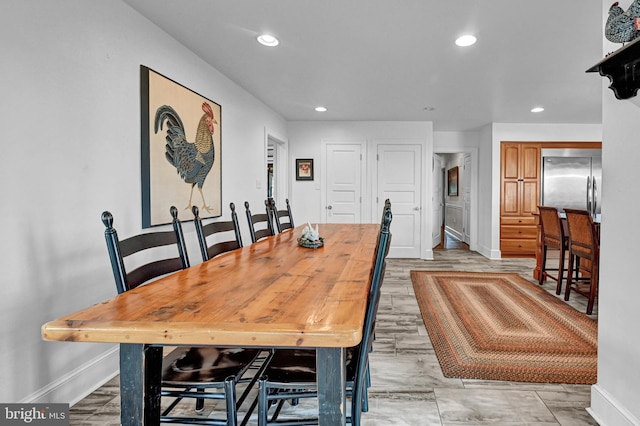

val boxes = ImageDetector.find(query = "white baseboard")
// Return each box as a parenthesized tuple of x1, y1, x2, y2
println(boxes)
(590, 383, 640, 426)
(21, 346, 119, 406)
(423, 248, 434, 260)
(474, 243, 497, 259)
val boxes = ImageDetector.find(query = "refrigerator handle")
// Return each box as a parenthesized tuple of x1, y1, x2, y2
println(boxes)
(592, 177, 597, 218)
(586, 176, 592, 215)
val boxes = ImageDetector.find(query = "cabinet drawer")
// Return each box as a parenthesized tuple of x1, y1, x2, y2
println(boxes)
(500, 239, 537, 254)
(500, 225, 538, 239)
(501, 216, 537, 226)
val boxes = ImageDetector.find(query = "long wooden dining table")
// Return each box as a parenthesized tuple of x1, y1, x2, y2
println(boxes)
(41, 223, 379, 425)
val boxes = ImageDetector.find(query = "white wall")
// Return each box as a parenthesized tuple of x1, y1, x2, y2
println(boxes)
(286, 121, 433, 258)
(0, 0, 286, 404)
(286, 121, 432, 221)
(588, 3, 640, 424)
(591, 84, 640, 426)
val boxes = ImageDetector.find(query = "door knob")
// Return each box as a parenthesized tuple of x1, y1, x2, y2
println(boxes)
(413, 206, 421, 211)
(327, 205, 332, 210)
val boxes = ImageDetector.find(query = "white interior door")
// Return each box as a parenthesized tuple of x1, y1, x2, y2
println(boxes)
(376, 144, 421, 258)
(324, 143, 363, 223)
(432, 154, 444, 248)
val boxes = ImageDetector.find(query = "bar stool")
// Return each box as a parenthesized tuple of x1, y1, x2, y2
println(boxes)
(537, 205, 569, 295)
(563, 208, 600, 315)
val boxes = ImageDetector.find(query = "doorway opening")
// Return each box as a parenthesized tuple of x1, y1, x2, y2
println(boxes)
(265, 129, 288, 207)
(433, 151, 474, 251)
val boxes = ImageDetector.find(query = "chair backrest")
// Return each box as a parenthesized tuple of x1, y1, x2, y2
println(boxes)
(193, 203, 243, 262)
(352, 208, 392, 415)
(373, 202, 392, 259)
(102, 206, 190, 294)
(564, 208, 599, 261)
(381, 198, 391, 225)
(245, 200, 275, 243)
(537, 205, 565, 245)
(270, 198, 295, 233)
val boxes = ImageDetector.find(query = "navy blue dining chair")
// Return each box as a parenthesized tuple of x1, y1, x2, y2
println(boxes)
(256, 208, 393, 425)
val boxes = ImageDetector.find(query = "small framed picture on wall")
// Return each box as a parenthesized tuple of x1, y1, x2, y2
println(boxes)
(296, 159, 314, 181)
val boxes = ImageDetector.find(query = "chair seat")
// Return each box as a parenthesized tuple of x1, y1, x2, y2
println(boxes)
(162, 347, 262, 385)
(544, 235, 566, 248)
(260, 347, 358, 384)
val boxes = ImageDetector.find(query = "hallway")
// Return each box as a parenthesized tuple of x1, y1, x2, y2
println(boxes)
(433, 229, 470, 251)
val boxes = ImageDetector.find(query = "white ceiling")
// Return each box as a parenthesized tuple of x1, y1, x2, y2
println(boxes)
(122, 0, 605, 131)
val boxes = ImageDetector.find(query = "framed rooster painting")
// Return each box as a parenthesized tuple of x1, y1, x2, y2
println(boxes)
(140, 66, 222, 227)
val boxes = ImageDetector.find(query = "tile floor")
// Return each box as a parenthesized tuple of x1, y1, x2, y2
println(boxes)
(69, 250, 599, 425)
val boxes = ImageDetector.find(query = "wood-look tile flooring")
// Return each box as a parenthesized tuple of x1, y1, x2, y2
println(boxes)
(433, 230, 470, 251)
(70, 250, 598, 425)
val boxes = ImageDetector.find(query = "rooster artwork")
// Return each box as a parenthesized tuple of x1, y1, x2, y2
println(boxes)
(605, 1, 640, 44)
(154, 102, 218, 213)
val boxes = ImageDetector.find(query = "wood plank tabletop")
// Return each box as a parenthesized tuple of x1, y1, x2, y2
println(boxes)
(42, 224, 378, 349)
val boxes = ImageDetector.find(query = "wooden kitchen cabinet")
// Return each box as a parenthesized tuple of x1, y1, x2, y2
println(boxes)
(500, 142, 541, 256)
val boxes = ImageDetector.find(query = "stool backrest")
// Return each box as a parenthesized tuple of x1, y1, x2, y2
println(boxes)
(538, 205, 565, 245)
(564, 208, 599, 261)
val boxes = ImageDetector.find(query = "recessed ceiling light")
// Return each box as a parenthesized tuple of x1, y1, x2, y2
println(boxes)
(257, 34, 279, 47)
(531, 107, 545, 113)
(455, 35, 477, 47)
(315, 106, 327, 112)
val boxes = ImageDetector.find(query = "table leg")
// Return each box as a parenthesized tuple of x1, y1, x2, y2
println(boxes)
(119, 343, 162, 426)
(316, 347, 346, 426)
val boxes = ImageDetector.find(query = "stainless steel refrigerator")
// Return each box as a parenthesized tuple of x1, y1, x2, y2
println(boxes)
(540, 149, 601, 217)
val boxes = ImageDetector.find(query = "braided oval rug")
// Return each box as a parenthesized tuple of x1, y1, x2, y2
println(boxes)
(411, 271, 597, 384)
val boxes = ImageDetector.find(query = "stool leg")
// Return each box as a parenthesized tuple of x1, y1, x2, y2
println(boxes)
(539, 245, 547, 286)
(586, 264, 598, 315)
(565, 253, 574, 301)
(556, 247, 565, 295)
